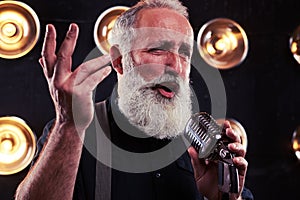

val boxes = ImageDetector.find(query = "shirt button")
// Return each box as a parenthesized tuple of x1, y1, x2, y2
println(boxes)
(155, 173, 161, 178)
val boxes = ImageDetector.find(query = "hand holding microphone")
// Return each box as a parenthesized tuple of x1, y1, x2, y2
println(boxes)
(184, 112, 239, 194)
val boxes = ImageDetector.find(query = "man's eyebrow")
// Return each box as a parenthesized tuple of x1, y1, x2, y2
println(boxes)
(147, 40, 192, 55)
(149, 40, 174, 49)
(179, 42, 192, 56)
(180, 42, 192, 51)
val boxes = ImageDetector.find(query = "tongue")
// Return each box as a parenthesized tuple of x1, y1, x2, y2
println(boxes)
(157, 87, 175, 98)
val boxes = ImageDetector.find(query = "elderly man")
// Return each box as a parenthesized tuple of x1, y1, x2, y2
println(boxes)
(15, 0, 253, 199)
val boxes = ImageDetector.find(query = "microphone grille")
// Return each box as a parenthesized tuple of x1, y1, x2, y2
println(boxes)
(185, 112, 223, 158)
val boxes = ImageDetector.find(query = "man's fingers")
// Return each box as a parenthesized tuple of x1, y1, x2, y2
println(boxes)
(233, 157, 248, 176)
(228, 142, 246, 157)
(84, 54, 111, 70)
(187, 147, 206, 179)
(225, 122, 242, 144)
(57, 23, 79, 58)
(54, 23, 79, 81)
(39, 58, 49, 79)
(41, 24, 57, 77)
(76, 66, 112, 92)
(73, 55, 111, 85)
(188, 146, 199, 162)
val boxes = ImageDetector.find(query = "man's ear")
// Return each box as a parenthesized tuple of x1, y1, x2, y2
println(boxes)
(109, 45, 123, 74)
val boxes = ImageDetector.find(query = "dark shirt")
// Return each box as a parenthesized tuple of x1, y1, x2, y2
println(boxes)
(34, 99, 254, 200)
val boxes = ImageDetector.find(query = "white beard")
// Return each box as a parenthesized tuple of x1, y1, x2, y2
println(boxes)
(117, 54, 192, 139)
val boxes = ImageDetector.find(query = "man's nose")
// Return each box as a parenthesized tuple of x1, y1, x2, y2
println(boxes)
(165, 51, 182, 74)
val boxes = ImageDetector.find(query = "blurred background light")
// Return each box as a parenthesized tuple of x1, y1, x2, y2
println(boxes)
(0, 0, 40, 59)
(292, 126, 300, 160)
(93, 6, 129, 55)
(0, 116, 36, 175)
(197, 18, 248, 70)
(289, 25, 300, 64)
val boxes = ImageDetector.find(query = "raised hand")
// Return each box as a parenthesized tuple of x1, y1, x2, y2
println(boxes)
(39, 23, 112, 133)
(15, 24, 112, 200)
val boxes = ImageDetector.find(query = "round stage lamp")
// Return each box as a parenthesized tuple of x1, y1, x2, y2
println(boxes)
(289, 25, 300, 64)
(292, 126, 300, 160)
(0, 116, 36, 175)
(0, 1, 40, 59)
(93, 6, 129, 55)
(197, 18, 249, 70)
(216, 118, 248, 149)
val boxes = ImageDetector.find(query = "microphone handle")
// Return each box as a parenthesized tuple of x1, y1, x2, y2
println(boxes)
(218, 161, 239, 193)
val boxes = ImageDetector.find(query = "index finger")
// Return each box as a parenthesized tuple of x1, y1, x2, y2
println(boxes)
(41, 24, 57, 77)
(223, 121, 240, 142)
(73, 54, 111, 86)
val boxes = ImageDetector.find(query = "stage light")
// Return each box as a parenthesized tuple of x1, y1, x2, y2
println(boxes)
(93, 6, 129, 55)
(197, 18, 248, 70)
(292, 126, 300, 160)
(0, 116, 36, 175)
(0, 1, 40, 59)
(216, 118, 248, 149)
(289, 25, 300, 64)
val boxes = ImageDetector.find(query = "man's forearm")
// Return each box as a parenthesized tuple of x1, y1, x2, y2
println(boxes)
(15, 121, 85, 200)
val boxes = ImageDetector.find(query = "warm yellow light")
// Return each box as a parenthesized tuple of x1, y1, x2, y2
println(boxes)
(197, 18, 248, 69)
(289, 25, 300, 64)
(0, 116, 36, 175)
(108, 18, 117, 31)
(2, 22, 17, 37)
(290, 41, 297, 54)
(94, 6, 129, 55)
(293, 140, 299, 151)
(0, 1, 40, 59)
(215, 37, 228, 51)
(0, 138, 13, 153)
(206, 42, 217, 55)
(292, 126, 300, 160)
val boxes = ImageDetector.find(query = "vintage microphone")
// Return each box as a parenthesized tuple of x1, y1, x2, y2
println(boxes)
(184, 112, 239, 193)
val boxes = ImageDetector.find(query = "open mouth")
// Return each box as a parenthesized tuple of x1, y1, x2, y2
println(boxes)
(151, 82, 179, 99)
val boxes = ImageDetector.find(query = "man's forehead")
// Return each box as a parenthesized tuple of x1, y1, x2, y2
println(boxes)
(132, 27, 194, 47)
(135, 8, 193, 36)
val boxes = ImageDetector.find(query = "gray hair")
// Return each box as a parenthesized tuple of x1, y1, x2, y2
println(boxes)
(109, 0, 189, 54)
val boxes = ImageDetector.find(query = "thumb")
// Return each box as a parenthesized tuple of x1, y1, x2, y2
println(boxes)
(188, 147, 206, 178)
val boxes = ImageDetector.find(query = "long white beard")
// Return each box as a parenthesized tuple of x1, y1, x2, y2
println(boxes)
(117, 55, 192, 139)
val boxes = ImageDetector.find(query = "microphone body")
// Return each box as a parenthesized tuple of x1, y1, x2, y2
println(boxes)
(184, 112, 239, 194)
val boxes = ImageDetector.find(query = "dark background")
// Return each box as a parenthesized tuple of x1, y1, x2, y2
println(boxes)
(1, 0, 300, 199)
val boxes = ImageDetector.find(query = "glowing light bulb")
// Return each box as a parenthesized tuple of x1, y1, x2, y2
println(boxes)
(0, 138, 13, 153)
(289, 25, 300, 64)
(292, 126, 300, 160)
(197, 18, 248, 70)
(0, 116, 36, 175)
(2, 22, 17, 37)
(94, 6, 129, 55)
(0, 1, 40, 59)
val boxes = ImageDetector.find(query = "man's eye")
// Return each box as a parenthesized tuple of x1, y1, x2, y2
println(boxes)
(179, 51, 191, 60)
(179, 45, 191, 60)
(179, 50, 191, 58)
(148, 48, 166, 53)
